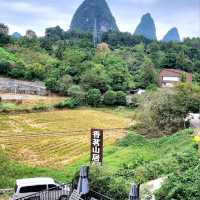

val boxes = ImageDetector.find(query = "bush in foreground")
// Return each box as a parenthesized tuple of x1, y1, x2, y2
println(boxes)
(89, 167, 130, 200)
(156, 151, 200, 200)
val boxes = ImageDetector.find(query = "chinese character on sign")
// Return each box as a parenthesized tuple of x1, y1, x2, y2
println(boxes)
(91, 129, 103, 166)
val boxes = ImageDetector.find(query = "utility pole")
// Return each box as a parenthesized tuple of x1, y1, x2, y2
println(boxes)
(93, 18, 98, 48)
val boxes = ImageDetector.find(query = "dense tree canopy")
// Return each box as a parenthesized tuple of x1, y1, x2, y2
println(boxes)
(0, 29, 199, 98)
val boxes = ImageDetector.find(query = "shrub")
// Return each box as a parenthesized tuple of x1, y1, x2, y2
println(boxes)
(33, 104, 52, 111)
(176, 83, 200, 113)
(86, 89, 102, 106)
(25, 63, 46, 80)
(134, 85, 200, 136)
(73, 167, 129, 200)
(45, 77, 59, 92)
(117, 133, 146, 147)
(89, 167, 129, 200)
(115, 91, 127, 106)
(135, 89, 188, 136)
(128, 94, 144, 108)
(54, 98, 79, 109)
(0, 33, 10, 45)
(134, 158, 178, 184)
(8, 64, 27, 79)
(0, 103, 17, 111)
(67, 85, 82, 97)
(58, 75, 73, 95)
(156, 168, 200, 200)
(156, 152, 200, 200)
(67, 85, 86, 105)
(0, 59, 11, 74)
(103, 90, 116, 106)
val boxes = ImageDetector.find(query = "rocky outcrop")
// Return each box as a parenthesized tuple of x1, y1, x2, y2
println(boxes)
(70, 0, 118, 33)
(12, 32, 22, 38)
(162, 27, 181, 42)
(134, 13, 157, 40)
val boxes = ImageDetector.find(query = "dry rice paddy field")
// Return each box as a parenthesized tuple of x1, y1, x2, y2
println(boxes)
(0, 93, 65, 106)
(0, 108, 131, 168)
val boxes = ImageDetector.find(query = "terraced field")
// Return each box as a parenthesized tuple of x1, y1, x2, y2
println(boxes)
(0, 108, 131, 168)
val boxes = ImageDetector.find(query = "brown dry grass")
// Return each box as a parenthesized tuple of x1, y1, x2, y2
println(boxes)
(0, 93, 65, 106)
(0, 194, 9, 200)
(0, 108, 131, 168)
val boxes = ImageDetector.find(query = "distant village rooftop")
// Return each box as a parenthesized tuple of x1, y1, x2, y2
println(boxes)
(159, 68, 192, 87)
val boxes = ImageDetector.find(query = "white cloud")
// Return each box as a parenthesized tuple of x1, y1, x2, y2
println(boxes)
(1, 1, 61, 17)
(0, 0, 71, 35)
(8, 24, 26, 36)
(7, 2, 32, 11)
(1, 1, 35, 13)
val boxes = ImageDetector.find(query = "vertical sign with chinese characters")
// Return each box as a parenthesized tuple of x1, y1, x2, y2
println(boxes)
(91, 129, 103, 166)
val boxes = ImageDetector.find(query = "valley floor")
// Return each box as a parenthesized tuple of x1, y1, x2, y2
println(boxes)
(0, 106, 196, 200)
(0, 108, 131, 168)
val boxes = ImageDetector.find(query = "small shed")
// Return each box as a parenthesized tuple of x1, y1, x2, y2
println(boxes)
(159, 68, 192, 87)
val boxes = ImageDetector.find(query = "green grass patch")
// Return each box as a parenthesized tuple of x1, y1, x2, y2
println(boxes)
(102, 129, 194, 172)
(0, 47, 18, 63)
(0, 151, 68, 188)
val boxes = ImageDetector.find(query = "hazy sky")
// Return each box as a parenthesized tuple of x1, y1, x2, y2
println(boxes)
(0, 0, 199, 40)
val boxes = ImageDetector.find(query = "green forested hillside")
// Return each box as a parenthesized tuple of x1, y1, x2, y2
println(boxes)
(0, 30, 200, 96)
(1, 30, 200, 112)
